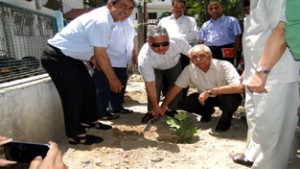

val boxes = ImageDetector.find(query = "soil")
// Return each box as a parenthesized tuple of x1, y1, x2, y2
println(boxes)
(4, 74, 299, 169)
(57, 74, 300, 169)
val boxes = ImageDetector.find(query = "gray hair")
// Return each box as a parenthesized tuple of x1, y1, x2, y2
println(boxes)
(188, 44, 212, 57)
(147, 25, 169, 39)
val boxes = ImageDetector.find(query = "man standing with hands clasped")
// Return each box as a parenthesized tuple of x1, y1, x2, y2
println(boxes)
(197, 1, 241, 66)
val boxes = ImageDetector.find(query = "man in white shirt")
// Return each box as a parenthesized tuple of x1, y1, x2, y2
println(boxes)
(41, 0, 135, 145)
(92, 17, 137, 120)
(138, 25, 190, 117)
(158, 44, 244, 132)
(158, 0, 198, 98)
(232, 0, 300, 168)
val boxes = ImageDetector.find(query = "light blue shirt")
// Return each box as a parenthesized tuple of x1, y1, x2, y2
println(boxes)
(197, 15, 241, 46)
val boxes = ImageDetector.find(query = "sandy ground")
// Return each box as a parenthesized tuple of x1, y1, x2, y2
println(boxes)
(2, 74, 299, 169)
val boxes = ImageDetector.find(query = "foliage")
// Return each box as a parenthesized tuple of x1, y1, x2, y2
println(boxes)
(166, 111, 198, 144)
(83, 0, 107, 8)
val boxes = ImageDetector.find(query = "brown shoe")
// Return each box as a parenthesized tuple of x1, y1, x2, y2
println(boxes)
(233, 154, 253, 167)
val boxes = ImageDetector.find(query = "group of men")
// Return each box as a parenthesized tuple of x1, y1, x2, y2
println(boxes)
(1, 0, 297, 169)
(140, 1, 300, 169)
(140, 0, 243, 133)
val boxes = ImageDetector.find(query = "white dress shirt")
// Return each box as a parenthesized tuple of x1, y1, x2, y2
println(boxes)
(175, 59, 240, 93)
(158, 14, 198, 44)
(138, 37, 190, 82)
(48, 6, 114, 60)
(107, 18, 137, 68)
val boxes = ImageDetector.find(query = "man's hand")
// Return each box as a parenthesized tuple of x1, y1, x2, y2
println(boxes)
(198, 91, 210, 105)
(151, 104, 162, 117)
(108, 78, 124, 93)
(0, 135, 16, 167)
(29, 141, 68, 169)
(247, 72, 268, 93)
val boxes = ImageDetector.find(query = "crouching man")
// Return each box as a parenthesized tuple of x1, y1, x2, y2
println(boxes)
(158, 44, 244, 132)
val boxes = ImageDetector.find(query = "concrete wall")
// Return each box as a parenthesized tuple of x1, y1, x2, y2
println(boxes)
(0, 74, 65, 142)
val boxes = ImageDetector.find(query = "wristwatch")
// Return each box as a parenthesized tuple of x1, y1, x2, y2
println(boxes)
(255, 66, 271, 74)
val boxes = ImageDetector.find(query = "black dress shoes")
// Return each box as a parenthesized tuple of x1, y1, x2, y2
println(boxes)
(233, 154, 253, 167)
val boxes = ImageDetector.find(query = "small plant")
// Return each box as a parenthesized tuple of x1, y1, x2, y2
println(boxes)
(166, 111, 198, 144)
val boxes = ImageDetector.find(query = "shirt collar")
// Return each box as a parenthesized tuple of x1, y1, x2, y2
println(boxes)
(170, 14, 185, 20)
(210, 14, 225, 22)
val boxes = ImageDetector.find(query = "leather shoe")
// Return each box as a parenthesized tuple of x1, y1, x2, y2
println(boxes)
(233, 154, 253, 167)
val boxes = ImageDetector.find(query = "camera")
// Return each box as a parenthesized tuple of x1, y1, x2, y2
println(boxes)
(4, 141, 50, 163)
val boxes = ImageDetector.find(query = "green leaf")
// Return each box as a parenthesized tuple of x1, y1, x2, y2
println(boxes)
(166, 117, 180, 129)
(174, 111, 188, 121)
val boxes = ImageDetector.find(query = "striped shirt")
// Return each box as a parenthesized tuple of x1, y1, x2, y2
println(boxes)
(138, 37, 190, 82)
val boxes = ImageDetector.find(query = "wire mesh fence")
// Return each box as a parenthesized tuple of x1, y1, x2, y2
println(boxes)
(0, 2, 55, 83)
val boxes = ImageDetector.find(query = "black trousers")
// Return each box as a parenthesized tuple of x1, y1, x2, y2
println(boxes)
(178, 93, 242, 130)
(209, 43, 235, 65)
(41, 45, 98, 138)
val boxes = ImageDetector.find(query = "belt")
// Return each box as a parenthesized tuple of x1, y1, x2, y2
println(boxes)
(208, 43, 234, 50)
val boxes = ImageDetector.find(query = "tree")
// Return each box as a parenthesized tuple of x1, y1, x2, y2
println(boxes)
(83, 0, 107, 8)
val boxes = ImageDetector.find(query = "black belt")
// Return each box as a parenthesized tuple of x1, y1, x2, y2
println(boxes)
(208, 43, 234, 50)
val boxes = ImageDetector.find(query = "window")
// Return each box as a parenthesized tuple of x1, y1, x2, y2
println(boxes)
(148, 12, 157, 19)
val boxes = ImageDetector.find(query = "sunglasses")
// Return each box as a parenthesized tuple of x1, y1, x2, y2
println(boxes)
(150, 41, 170, 48)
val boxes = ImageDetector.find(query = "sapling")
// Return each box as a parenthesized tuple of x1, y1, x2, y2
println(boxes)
(166, 111, 198, 143)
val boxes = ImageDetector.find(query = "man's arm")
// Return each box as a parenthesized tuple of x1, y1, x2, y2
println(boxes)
(94, 46, 123, 93)
(160, 85, 183, 115)
(233, 35, 241, 58)
(247, 21, 286, 93)
(198, 84, 244, 105)
(145, 81, 160, 116)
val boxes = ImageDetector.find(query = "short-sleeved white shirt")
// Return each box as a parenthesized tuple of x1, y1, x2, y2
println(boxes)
(138, 37, 190, 82)
(107, 17, 137, 68)
(175, 59, 240, 93)
(158, 15, 198, 44)
(48, 6, 114, 60)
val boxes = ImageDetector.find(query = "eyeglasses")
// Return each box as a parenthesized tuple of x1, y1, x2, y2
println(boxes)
(150, 41, 170, 48)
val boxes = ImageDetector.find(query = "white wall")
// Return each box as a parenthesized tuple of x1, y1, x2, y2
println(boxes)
(0, 75, 65, 142)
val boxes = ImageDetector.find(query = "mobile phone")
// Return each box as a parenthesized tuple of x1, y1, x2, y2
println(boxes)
(4, 141, 50, 163)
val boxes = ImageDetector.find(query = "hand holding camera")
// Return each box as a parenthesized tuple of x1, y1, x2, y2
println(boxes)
(0, 135, 67, 169)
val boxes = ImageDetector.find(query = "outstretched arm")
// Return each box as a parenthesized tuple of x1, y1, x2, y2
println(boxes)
(160, 85, 182, 115)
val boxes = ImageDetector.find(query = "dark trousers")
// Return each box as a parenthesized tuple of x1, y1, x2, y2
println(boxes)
(41, 45, 98, 138)
(180, 54, 190, 98)
(149, 62, 183, 111)
(178, 93, 242, 130)
(93, 67, 128, 117)
(209, 43, 235, 65)
(162, 54, 190, 97)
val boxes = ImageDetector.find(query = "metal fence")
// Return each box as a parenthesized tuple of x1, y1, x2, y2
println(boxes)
(0, 2, 55, 83)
